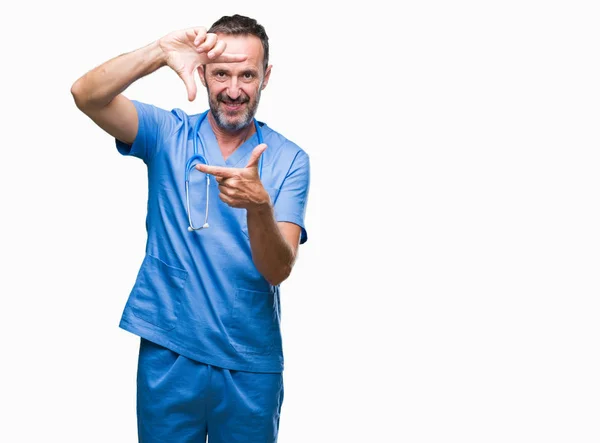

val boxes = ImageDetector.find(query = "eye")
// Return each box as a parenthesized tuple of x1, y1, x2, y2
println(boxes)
(243, 72, 255, 80)
(214, 71, 227, 79)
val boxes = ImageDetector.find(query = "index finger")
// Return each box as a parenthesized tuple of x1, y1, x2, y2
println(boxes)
(212, 53, 248, 63)
(196, 163, 237, 177)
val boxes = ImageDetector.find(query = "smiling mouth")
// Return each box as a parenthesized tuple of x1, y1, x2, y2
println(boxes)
(221, 101, 246, 111)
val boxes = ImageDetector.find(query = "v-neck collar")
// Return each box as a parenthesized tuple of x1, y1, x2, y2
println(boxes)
(199, 115, 260, 169)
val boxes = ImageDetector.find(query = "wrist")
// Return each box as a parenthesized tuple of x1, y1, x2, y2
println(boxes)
(150, 40, 169, 68)
(247, 200, 273, 217)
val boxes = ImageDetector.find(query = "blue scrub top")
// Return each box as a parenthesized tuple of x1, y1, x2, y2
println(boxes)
(115, 100, 310, 373)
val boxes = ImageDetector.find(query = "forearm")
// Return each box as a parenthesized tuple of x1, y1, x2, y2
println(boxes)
(246, 204, 295, 286)
(71, 40, 166, 110)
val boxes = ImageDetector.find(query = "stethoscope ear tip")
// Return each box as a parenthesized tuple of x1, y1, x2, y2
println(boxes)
(188, 226, 193, 232)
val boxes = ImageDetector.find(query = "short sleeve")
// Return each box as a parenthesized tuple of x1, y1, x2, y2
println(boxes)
(273, 150, 310, 244)
(115, 100, 173, 164)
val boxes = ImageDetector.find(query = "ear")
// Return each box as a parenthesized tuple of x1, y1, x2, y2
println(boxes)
(197, 65, 207, 87)
(261, 64, 273, 90)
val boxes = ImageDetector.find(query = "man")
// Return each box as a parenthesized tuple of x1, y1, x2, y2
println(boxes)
(71, 14, 310, 443)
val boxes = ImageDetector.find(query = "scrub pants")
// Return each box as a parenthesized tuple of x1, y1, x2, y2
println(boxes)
(137, 338, 284, 443)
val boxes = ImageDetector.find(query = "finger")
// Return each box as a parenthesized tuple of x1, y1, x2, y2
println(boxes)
(207, 39, 226, 59)
(218, 184, 235, 196)
(214, 52, 248, 63)
(245, 144, 268, 168)
(192, 27, 207, 46)
(179, 70, 197, 101)
(196, 163, 237, 178)
(197, 32, 217, 53)
(216, 177, 232, 189)
(215, 176, 237, 186)
(218, 193, 239, 208)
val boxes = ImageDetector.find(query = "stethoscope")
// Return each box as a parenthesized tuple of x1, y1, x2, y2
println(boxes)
(185, 110, 264, 232)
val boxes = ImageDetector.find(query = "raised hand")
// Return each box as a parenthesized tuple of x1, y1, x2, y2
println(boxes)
(158, 27, 247, 101)
(195, 144, 269, 210)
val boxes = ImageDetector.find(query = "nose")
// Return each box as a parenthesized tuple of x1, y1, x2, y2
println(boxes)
(226, 76, 241, 100)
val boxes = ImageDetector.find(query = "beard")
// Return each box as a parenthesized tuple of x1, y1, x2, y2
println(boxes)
(208, 88, 261, 132)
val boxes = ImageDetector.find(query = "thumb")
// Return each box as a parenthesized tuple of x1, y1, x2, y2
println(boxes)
(179, 69, 198, 101)
(245, 144, 267, 169)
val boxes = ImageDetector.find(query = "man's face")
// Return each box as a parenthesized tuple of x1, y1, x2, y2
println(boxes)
(199, 34, 272, 132)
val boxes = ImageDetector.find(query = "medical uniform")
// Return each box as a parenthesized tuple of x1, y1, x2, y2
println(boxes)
(115, 100, 310, 442)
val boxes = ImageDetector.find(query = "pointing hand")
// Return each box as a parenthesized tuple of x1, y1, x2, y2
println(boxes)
(195, 144, 269, 210)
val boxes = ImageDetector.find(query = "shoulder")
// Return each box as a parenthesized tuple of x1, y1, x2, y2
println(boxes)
(131, 100, 194, 127)
(259, 122, 309, 165)
(169, 106, 194, 123)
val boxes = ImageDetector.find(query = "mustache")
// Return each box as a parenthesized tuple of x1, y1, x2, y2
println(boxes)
(217, 92, 249, 104)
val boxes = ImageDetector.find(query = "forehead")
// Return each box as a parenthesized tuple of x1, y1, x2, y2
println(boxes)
(208, 33, 264, 72)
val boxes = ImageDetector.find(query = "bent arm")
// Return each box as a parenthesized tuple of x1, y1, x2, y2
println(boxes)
(246, 205, 301, 286)
(70, 41, 166, 144)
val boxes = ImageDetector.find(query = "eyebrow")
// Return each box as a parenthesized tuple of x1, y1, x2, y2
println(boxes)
(210, 67, 259, 76)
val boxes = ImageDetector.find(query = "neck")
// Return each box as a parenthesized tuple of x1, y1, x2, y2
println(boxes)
(208, 112, 256, 160)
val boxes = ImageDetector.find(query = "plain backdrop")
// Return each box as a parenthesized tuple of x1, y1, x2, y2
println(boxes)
(2, 1, 599, 442)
